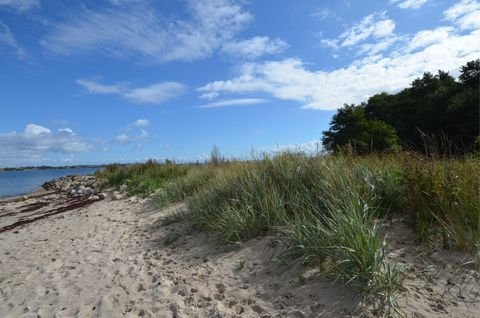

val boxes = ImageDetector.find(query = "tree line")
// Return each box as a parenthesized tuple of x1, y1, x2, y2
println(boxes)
(322, 60, 479, 154)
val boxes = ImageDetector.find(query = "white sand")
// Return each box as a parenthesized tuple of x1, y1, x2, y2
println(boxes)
(0, 195, 478, 317)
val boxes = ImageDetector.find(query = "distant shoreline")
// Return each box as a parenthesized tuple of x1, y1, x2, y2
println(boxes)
(0, 165, 106, 172)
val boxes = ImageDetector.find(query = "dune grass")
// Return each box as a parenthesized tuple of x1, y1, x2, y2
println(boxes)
(98, 151, 479, 315)
(96, 159, 189, 196)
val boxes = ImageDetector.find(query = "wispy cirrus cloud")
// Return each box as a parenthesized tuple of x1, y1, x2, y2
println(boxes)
(222, 36, 288, 59)
(444, 0, 480, 30)
(77, 79, 186, 104)
(310, 8, 336, 20)
(321, 11, 397, 56)
(390, 0, 428, 10)
(0, 20, 27, 59)
(0, 124, 93, 166)
(114, 119, 150, 144)
(41, 0, 261, 63)
(114, 129, 148, 143)
(129, 119, 149, 128)
(197, 98, 268, 109)
(0, 0, 39, 12)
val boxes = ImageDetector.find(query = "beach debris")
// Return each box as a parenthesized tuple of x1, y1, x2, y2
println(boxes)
(0, 195, 102, 233)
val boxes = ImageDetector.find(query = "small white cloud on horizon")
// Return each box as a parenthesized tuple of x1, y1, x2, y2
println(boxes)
(25, 124, 51, 136)
(77, 79, 186, 104)
(58, 128, 75, 135)
(390, 0, 428, 10)
(222, 36, 288, 59)
(0, 124, 93, 166)
(197, 98, 269, 109)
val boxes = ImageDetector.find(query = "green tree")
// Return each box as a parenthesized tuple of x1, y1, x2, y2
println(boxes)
(322, 104, 400, 154)
(323, 60, 479, 154)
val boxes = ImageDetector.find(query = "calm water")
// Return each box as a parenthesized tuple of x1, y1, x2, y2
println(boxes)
(0, 168, 99, 199)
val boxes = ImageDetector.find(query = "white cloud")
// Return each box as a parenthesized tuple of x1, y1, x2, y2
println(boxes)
(123, 83, 186, 104)
(77, 79, 186, 104)
(332, 12, 396, 48)
(114, 121, 150, 144)
(114, 133, 130, 143)
(405, 27, 454, 52)
(311, 8, 335, 20)
(114, 129, 148, 144)
(198, 98, 268, 108)
(0, 0, 39, 11)
(58, 128, 75, 135)
(76, 79, 122, 94)
(390, 0, 428, 9)
(198, 25, 480, 110)
(24, 124, 51, 136)
(199, 91, 220, 100)
(0, 20, 26, 59)
(320, 12, 397, 56)
(444, 0, 480, 30)
(0, 124, 93, 165)
(42, 0, 253, 63)
(222, 36, 288, 59)
(130, 119, 149, 128)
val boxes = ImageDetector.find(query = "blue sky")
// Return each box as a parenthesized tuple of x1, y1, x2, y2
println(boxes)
(0, 0, 479, 167)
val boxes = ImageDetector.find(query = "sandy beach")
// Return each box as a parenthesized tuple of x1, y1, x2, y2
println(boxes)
(0, 189, 478, 317)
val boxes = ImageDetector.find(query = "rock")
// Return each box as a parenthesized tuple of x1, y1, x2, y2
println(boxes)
(89, 195, 100, 201)
(42, 175, 104, 197)
(98, 193, 107, 199)
(83, 187, 93, 196)
(119, 184, 128, 192)
(111, 192, 123, 200)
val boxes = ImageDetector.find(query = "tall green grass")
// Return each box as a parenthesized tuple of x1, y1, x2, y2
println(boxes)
(97, 151, 479, 315)
(400, 154, 479, 251)
(96, 159, 189, 196)
(185, 154, 407, 313)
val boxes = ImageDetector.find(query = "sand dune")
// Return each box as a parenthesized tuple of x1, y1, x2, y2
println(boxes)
(0, 194, 478, 317)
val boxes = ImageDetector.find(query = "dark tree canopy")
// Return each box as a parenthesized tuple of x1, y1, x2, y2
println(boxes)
(322, 60, 480, 154)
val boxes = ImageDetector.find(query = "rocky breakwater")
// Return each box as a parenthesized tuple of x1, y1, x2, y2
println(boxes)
(42, 175, 107, 200)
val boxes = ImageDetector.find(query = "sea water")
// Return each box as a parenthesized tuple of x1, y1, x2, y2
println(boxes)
(0, 168, 99, 199)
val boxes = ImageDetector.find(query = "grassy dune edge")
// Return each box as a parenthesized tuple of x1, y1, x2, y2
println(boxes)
(97, 151, 479, 316)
